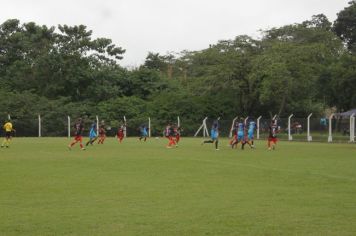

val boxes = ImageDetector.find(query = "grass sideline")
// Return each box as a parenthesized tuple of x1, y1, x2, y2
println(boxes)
(0, 137, 356, 235)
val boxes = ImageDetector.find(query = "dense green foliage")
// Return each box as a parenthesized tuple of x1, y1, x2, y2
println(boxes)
(1, 2, 356, 136)
(1, 138, 356, 235)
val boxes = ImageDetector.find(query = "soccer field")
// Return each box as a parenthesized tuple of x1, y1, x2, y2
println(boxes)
(0, 137, 356, 235)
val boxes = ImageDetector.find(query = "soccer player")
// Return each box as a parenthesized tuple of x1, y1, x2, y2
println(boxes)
(86, 121, 97, 146)
(1, 120, 15, 148)
(139, 124, 148, 142)
(246, 119, 256, 149)
(231, 118, 245, 149)
(165, 123, 176, 148)
(97, 125, 106, 144)
(68, 118, 85, 150)
(202, 120, 219, 150)
(117, 124, 125, 143)
(230, 121, 239, 147)
(268, 119, 279, 150)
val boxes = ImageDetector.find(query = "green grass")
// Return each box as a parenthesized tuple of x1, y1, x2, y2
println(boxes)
(1, 137, 356, 235)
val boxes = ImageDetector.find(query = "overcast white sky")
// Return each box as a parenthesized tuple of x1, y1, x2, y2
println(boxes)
(0, 0, 349, 67)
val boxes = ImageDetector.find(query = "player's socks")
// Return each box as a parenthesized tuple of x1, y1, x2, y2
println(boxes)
(215, 140, 219, 150)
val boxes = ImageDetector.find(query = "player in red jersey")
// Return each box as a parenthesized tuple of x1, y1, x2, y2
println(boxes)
(68, 118, 85, 150)
(117, 124, 125, 143)
(268, 119, 279, 150)
(97, 125, 106, 144)
(165, 123, 176, 148)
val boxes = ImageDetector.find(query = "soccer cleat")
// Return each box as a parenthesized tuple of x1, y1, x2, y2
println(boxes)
(81, 148, 86, 150)
(268, 147, 272, 151)
(272, 146, 275, 150)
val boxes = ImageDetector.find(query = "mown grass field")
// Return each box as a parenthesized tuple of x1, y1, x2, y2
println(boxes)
(0, 137, 356, 235)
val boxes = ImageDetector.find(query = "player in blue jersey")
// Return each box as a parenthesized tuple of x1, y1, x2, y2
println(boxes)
(86, 121, 98, 146)
(246, 119, 256, 148)
(231, 118, 245, 149)
(139, 124, 149, 142)
(202, 120, 219, 150)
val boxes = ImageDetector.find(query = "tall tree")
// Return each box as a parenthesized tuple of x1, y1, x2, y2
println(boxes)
(334, 1, 356, 52)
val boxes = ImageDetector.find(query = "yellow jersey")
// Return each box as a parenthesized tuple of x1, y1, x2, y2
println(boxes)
(4, 122, 12, 132)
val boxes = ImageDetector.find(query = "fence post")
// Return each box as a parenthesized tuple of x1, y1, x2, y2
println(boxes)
(204, 117, 209, 137)
(328, 113, 334, 143)
(67, 116, 71, 138)
(38, 114, 41, 137)
(350, 113, 355, 142)
(148, 117, 151, 137)
(194, 117, 208, 137)
(288, 114, 294, 141)
(307, 113, 313, 142)
(123, 116, 127, 138)
(257, 116, 262, 140)
(96, 115, 99, 133)
(177, 116, 180, 128)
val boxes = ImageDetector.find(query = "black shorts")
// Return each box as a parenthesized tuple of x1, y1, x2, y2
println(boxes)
(5, 132, 11, 138)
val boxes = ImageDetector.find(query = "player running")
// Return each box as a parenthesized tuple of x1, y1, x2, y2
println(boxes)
(139, 124, 148, 142)
(97, 125, 106, 144)
(231, 118, 245, 149)
(117, 124, 125, 143)
(268, 119, 279, 150)
(1, 120, 15, 148)
(244, 119, 256, 149)
(230, 121, 239, 147)
(86, 121, 98, 146)
(165, 123, 177, 148)
(68, 118, 85, 150)
(202, 120, 219, 150)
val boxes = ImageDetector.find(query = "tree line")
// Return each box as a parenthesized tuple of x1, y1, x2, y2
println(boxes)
(0, 1, 355, 136)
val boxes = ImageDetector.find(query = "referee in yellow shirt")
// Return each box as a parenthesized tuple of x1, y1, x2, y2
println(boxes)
(1, 120, 15, 148)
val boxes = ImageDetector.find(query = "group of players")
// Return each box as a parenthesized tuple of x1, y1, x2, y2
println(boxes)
(202, 118, 279, 151)
(1, 117, 279, 151)
(68, 118, 126, 150)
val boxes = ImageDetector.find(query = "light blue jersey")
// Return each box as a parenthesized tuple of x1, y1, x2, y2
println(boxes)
(248, 121, 255, 140)
(237, 122, 244, 140)
(141, 126, 148, 137)
(211, 122, 219, 141)
(89, 123, 97, 139)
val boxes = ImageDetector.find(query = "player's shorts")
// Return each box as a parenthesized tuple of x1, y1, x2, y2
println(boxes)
(268, 137, 278, 143)
(74, 135, 82, 142)
(237, 131, 244, 141)
(248, 131, 254, 140)
(5, 131, 11, 138)
(142, 131, 148, 137)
